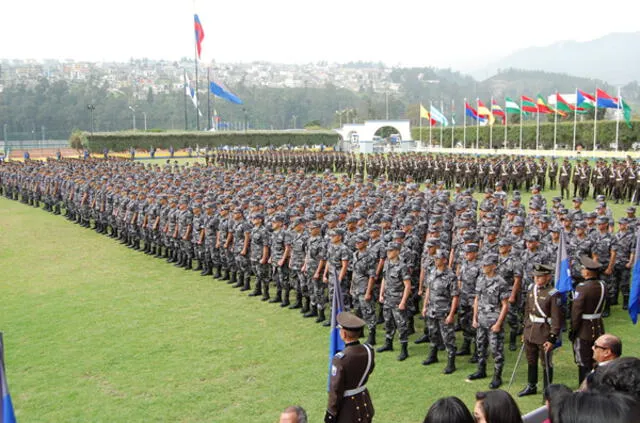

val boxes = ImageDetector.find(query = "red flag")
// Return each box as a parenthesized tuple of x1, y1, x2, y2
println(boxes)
(194, 14, 205, 59)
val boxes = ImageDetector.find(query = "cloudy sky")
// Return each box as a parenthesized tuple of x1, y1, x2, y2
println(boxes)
(1, 0, 638, 69)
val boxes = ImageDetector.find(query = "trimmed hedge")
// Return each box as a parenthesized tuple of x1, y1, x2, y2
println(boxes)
(411, 119, 640, 150)
(82, 130, 341, 152)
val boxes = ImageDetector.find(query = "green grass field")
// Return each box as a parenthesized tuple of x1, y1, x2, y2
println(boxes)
(1, 183, 640, 422)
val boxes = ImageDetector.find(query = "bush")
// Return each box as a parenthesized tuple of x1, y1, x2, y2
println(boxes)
(68, 130, 87, 150)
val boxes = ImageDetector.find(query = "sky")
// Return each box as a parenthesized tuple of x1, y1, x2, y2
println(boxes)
(1, 0, 639, 70)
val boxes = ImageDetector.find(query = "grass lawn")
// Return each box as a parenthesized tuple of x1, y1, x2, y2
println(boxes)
(1, 184, 639, 422)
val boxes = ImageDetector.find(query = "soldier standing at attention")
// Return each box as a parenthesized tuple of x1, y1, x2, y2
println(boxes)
(422, 250, 459, 374)
(570, 256, 607, 385)
(455, 243, 482, 361)
(590, 216, 616, 317)
(468, 254, 510, 389)
(248, 213, 271, 301)
(288, 217, 308, 311)
(376, 242, 412, 361)
(302, 221, 327, 322)
(518, 264, 563, 397)
(325, 312, 375, 423)
(351, 233, 378, 345)
(323, 229, 352, 326)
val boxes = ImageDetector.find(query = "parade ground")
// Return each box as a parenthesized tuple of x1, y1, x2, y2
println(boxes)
(1, 164, 639, 423)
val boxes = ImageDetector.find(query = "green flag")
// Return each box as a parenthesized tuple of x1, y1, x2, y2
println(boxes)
(622, 99, 633, 129)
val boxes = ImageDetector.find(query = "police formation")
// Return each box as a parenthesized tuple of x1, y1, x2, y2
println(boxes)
(0, 151, 637, 396)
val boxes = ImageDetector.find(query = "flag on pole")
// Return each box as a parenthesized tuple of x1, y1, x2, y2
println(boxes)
(556, 93, 586, 114)
(491, 100, 506, 123)
(535, 95, 553, 114)
(577, 90, 596, 109)
(505, 97, 521, 114)
(194, 14, 205, 59)
(430, 104, 449, 126)
(622, 99, 633, 129)
(420, 104, 436, 126)
(596, 88, 619, 109)
(327, 268, 345, 390)
(465, 102, 487, 122)
(629, 230, 640, 324)
(521, 96, 538, 113)
(555, 231, 573, 294)
(0, 333, 17, 423)
(477, 100, 495, 125)
(210, 81, 244, 105)
(184, 72, 203, 117)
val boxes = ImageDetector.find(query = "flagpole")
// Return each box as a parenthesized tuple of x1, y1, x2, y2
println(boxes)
(616, 86, 621, 152)
(519, 97, 523, 150)
(489, 96, 493, 150)
(183, 69, 189, 130)
(207, 67, 212, 130)
(476, 98, 480, 149)
(573, 88, 578, 151)
(440, 99, 444, 149)
(504, 98, 508, 149)
(536, 101, 540, 150)
(194, 42, 200, 131)
(429, 100, 433, 148)
(419, 104, 423, 143)
(554, 91, 558, 152)
(451, 99, 455, 149)
(593, 87, 598, 153)
(463, 98, 467, 149)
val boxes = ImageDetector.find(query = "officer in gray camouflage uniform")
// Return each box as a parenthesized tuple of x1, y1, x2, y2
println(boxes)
(270, 213, 292, 306)
(222, 206, 239, 285)
(163, 197, 179, 263)
(351, 233, 378, 345)
(215, 205, 232, 280)
(590, 215, 616, 316)
(303, 220, 327, 322)
(323, 228, 352, 325)
(288, 217, 308, 311)
(376, 242, 412, 361)
(422, 250, 459, 374)
(456, 243, 481, 362)
(176, 197, 194, 269)
(496, 238, 523, 351)
(468, 254, 510, 389)
(248, 212, 271, 300)
(613, 217, 635, 310)
(230, 208, 252, 291)
(199, 202, 216, 275)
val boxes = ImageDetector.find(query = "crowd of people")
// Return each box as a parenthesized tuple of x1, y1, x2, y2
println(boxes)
(1, 150, 638, 422)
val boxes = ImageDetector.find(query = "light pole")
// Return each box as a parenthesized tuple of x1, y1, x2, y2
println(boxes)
(128, 106, 136, 130)
(3, 124, 7, 142)
(292, 114, 297, 129)
(87, 104, 96, 134)
(142, 112, 148, 131)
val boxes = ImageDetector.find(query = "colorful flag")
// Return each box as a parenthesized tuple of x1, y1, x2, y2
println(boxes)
(536, 95, 553, 114)
(622, 99, 633, 129)
(477, 100, 495, 125)
(210, 81, 243, 105)
(556, 93, 585, 114)
(629, 230, 640, 324)
(596, 88, 619, 109)
(555, 231, 573, 294)
(430, 104, 449, 126)
(465, 103, 487, 122)
(419, 104, 436, 126)
(491, 100, 506, 123)
(521, 96, 538, 113)
(505, 97, 521, 114)
(327, 268, 345, 390)
(184, 72, 203, 117)
(577, 90, 596, 109)
(194, 14, 205, 59)
(0, 334, 17, 423)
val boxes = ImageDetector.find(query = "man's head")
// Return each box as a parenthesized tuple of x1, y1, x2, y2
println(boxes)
(593, 334, 622, 364)
(279, 406, 308, 423)
(532, 264, 554, 286)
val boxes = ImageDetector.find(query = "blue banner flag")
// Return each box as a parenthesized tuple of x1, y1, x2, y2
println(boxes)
(629, 231, 640, 324)
(210, 81, 243, 105)
(555, 231, 573, 294)
(327, 267, 345, 391)
(0, 333, 17, 423)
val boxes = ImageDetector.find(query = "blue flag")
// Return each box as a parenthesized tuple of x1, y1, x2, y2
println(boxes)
(327, 267, 345, 391)
(555, 231, 573, 294)
(0, 334, 17, 423)
(210, 81, 243, 105)
(629, 231, 640, 324)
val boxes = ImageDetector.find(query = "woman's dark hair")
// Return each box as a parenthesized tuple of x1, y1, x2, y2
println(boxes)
(423, 396, 474, 423)
(590, 357, 640, 400)
(475, 390, 523, 423)
(544, 384, 572, 423)
(557, 391, 640, 423)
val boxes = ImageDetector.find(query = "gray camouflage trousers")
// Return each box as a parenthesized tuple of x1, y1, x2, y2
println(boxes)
(476, 325, 505, 366)
(357, 294, 377, 332)
(428, 317, 457, 355)
(383, 303, 409, 343)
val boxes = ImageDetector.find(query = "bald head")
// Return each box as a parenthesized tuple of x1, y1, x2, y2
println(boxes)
(594, 334, 622, 363)
(279, 406, 307, 423)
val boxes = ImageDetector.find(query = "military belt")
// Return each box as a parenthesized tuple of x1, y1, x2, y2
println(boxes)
(582, 313, 602, 320)
(343, 386, 367, 397)
(529, 314, 550, 324)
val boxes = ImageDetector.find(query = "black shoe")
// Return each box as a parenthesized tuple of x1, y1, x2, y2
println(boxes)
(248, 285, 262, 297)
(200, 266, 212, 276)
(269, 293, 282, 304)
(289, 294, 302, 309)
(518, 384, 537, 397)
(240, 277, 251, 292)
(414, 334, 430, 344)
(468, 363, 487, 380)
(222, 271, 230, 281)
(304, 307, 318, 318)
(456, 340, 471, 356)
(300, 297, 310, 314)
(376, 339, 393, 353)
(214, 267, 222, 279)
(280, 290, 291, 307)
(194, 261, 203, 271)
(443, 355, 456, 374)
(315, 308, 326, 323)
(232, 273, 244, 288)
(422, 348, 438, 366)
(366, 330, 376, 346)
(397, 343, 409, 361)
(623, 295, 629, 310)
(322, 320, 331, 327)
(509, 332, 517, 351)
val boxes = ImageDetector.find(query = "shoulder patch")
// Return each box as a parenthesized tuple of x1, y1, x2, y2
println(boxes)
(549, 288, 558, 296)
(574, 291, 580, 300)
(331, 364, 338, 377)
(334, 352, 344, 359)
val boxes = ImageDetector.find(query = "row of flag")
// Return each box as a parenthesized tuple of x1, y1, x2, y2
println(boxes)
(419, 88, 633, 129)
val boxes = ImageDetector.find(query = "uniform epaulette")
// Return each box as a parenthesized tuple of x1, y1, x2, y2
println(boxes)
(549, 288, 558, 296)
(576, 282, 585, 288)
(335, 352, 344, 359)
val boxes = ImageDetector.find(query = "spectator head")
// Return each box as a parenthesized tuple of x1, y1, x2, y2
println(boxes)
(590, 357, 640, 400)
(279, 405, 307, 423)
(592, 334, 622, 364)
(543, 384, 572, 423)
(557, 391, 640, 423)
(474, 390, 523, 423)
(423, 396, 474, 423)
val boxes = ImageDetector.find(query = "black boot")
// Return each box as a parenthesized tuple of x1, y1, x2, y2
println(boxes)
(201, 263, 212, 276)
(133, 240, 141, 251)
(376, 307, 385, 325)
(468, 360, 487, 380)
(222, 269, 230, 281)
(280, 289, 291, 307)
(603, 299, 611, 318)
(184, 258, 193, 270)
(422, 347, 438, 365)
(300, 296, 310, 314)
(261, 285, 270, 302)
(414, 331, 430, 344)
(443, 354, 456, 374)
(214, 266, 222, 279)
(518, 365, 538, 397)
(241, 275, 251, 292)
(156, 246, 164, 258)
(408, 316, 415, 335)
(315, 307, 326, 323)
(509, 332, 517, 351)
(456, 339, 471, 356)
(489, 365, 503, 389)
(248, 279, 262, 297)
(469, 343, 479, 364)
(305, 303, 319, 318)
(376, 338, 393, 353)
(623, 294, 629, 310)
(270, 290, 282, 304)
(173, 253, 184, 267)
(194, 260, 203, 271)
(289, 293, 302, 309)
(229, 272, 238, 285)
(397, 342, 409, 361)
(233, 272, 244, 288)
(367, 328, 376, 346)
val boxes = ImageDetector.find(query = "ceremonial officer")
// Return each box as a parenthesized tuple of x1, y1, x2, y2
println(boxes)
(570, 256, 607, 385)
(518, 264, 563, 397)
(326, 312, 375, 423)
